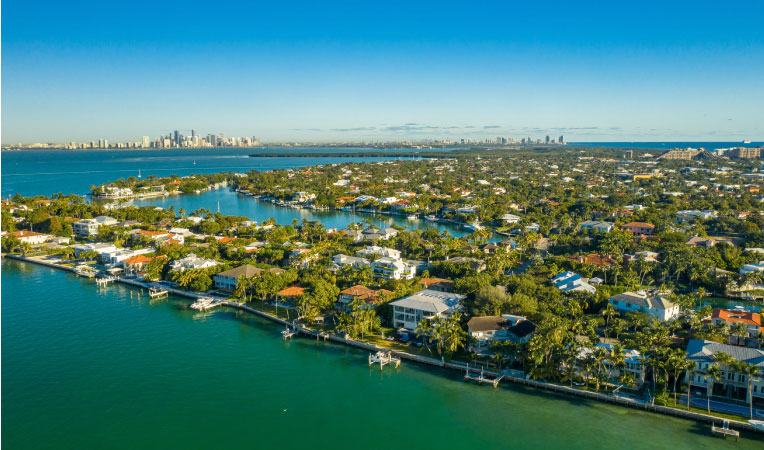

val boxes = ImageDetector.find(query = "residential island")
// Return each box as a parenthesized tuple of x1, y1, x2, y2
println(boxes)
(4, 146, 764, 437)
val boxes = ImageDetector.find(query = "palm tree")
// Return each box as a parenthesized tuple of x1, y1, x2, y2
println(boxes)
(684, 359, 696, 411)
(602, 303, 617, 337)
(415, 319, 434, 355)
(731, 322, 748, 346)
(705, 365, 721, 414)
(741, 363, 761, 419)
(592, 346, 610, 392)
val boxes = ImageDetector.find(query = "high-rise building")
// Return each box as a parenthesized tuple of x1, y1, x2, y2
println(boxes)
(174, 130, 180, 145)
(545, 135, 550, 144)
(142, 136, 150, 148)
(191, 129, 197, 138)
(558, 135, 564, 144)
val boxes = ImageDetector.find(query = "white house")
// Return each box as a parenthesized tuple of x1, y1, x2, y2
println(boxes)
(7, 230, 51, 245)
(500, 213, 521, 224)
(609, 291, 680, 321)
(677, 210, 718, 223)
(740, 261, 764, 275)
(331, 254, 370, 270)
(391, 289, 465, 331)
(579, 220, 615, 233)
(551, 271, 596, 294)
(356, 246, 401, 259)
(213, 264, 283, 291)
(73, 216, 118, 236)
(575, 343, 646, 388)
(169, 254, 220, 271)
(371, 257, 416, 280)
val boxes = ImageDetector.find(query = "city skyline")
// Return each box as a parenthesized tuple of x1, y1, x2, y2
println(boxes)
(2, 1, 763, 143)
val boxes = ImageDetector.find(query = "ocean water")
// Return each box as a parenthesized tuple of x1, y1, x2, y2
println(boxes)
(3, 258, 762, 449)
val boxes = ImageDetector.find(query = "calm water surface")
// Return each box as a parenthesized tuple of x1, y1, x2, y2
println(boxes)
(3, 259, 762, 449)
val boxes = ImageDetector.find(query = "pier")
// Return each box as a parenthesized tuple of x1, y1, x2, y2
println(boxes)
(369, 351, 401, 370)
(282, 325, 298, 340)
(464, 368, 504, 388)
(95, 276, 116, 287)
(712, 422, 740, 440)
(75, 265, 96, 278)
(148, 286, 169, 298)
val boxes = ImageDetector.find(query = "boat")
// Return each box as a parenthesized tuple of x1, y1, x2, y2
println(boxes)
(193, 160, 196, 165)
(406, 214, 418, 220)
(464, 221, 484, 231)
(748, 420, 764, 431)
(743, 140, 752, 144)
(424, 215, 438, 221)
(137, 169, 141, 178)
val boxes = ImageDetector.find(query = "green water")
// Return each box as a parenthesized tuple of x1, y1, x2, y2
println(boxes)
(2, 259, 762, 449)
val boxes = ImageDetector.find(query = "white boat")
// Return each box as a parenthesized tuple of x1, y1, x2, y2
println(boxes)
(743, 140, 752, 144)
(749, 420, 764, 431)
(425, 215, 438, 221)
(406, 214, 418, 220)
(464, 221, 484, 231)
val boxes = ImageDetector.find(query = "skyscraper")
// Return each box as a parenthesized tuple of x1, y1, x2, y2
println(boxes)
(558, 135, 564, 144)
(545, 135, 550, 144)
(174, 130, 180, 145)
(191, 129, 197, 138)
(142, 136, 150, 148)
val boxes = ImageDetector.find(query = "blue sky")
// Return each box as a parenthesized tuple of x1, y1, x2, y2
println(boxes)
(2, 0, 763, 143)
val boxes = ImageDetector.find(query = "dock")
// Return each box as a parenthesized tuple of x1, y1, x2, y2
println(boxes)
(282, 325, 298, 340)
(465, 368, 504, 388)
(75, 265, 96, 278)
(712, 421, 740, 440)
(95, 276, 116, 286)
(189, 297, 223, 310)
(369, 351, 401, 370)
(148, 286, 169, 298)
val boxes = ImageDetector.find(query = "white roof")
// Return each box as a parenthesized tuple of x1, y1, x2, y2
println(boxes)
(390, 289, 465, 314)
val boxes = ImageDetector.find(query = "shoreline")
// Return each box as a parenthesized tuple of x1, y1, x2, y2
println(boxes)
(4, 253, 763, 437)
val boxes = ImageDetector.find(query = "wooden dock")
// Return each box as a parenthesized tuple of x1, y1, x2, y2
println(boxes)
(369, 351, 401, 370)
(75, 266, 96, 278)
(465, 368, 504, 388)
(712, 421, 740, 440)
(282, 326, 297, 340)
(148, 286, 169, 298)
(95, 276, 116, 286)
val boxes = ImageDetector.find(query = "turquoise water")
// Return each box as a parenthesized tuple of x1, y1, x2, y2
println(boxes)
(131, 189, 472, 237)
(3, 258, 762, 449)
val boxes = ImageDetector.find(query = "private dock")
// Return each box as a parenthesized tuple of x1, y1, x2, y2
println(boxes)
(95, 276, 116, 287)
(148, 286, 169, 298)
(282, 325, 297, 340)
(464, 368, 504, 388)
(75, 265, 96, 278)
(190, 297, 223, 311)
(711, 421, 740, 440)
(369, 351, 401, 370)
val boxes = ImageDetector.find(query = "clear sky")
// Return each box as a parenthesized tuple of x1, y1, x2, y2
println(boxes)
(2, 0, 763, 144)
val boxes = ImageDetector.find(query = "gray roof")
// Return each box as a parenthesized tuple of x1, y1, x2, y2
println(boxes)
(215, 264, 283, 279)
(390, 289, 465, 314)
(610, 292, 675, 310)
(686, 339, 764, 368)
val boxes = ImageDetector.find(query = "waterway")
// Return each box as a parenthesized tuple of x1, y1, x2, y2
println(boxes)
(2, 258, 761, 449)
(130, 189, 473, 238)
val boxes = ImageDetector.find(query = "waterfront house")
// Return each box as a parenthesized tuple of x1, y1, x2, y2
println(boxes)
(551, 271, 596, 294)
(213, 264, 284, 291)
(371, 256, 417, 280)
(706, 309, 763, 346)
(169, 254, 220, 271)
(356, 246, 401, 260)
(71, 242, 118, 259)
(623, 251, 659, 262)
(467, 314, 537, 354)
(8, 230, 51, 245)
(390, 289, 465, 331)
(574, 343, 646, 388)
(685, 340, 764, 407)
(620, 221, 655, 236)
(579, 220, 615, 233)
(445, 256, 486, 272)
(275, 285, 305, 304)
(608, 291, 679, 321)
(100, 247, 153, 266)
(336, 285, 392, 310)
